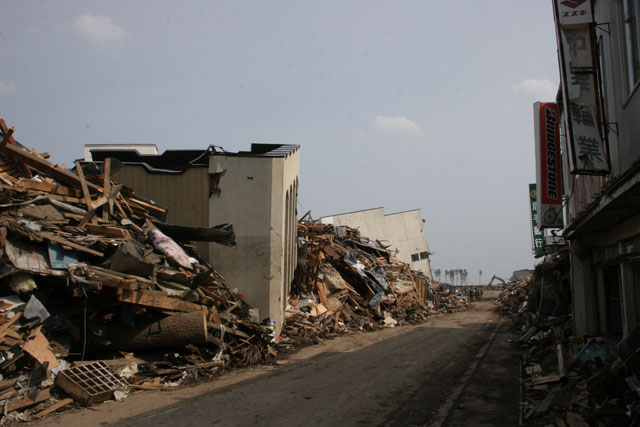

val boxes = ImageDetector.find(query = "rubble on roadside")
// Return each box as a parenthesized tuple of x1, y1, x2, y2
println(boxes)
(502, 255, 640, 426)
(278, 220, 468, 350)
(0, 120, 273, 422)
(0, 119, 468, 422)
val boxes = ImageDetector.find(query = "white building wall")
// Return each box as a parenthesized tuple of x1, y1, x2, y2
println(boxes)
(322, 208, 389, 241)
(320, 208, 433, 278)
(384, 210, 432, 278)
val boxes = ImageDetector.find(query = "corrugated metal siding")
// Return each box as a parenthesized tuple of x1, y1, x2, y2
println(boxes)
(597, 0, 640, 175)
(112, 165, 210, 259)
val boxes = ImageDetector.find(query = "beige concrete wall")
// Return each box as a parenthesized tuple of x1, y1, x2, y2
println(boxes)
(208, 149, 300, 334)
(208, 155, 273, 324)
(269, 150, 300, 330)
(321, 208, 389, 242)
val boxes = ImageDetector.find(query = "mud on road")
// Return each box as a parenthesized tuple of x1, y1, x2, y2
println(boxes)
(40, 295, 519, 427)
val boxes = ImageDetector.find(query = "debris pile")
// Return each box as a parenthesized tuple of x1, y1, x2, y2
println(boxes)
(0, 120, 273, 421)
(505, 256, 640, 426)
(279, 220, 465, 349)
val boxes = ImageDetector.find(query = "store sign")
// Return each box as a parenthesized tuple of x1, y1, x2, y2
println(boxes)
(534, 102, 563, 228)
(529, 184, 545, 256)
(553, 0, 609, 175)
(569, 102, 608, 171)
(557, 0, 592, 25)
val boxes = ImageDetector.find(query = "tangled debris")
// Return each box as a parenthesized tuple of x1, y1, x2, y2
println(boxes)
(501, 256, 640, 426)
(0, 119, 469, 422)
(0, 120, 273, 421)
(279, 220, 468, 349)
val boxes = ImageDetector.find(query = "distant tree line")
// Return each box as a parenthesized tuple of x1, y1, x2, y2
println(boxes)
(432, 268, 469, 285)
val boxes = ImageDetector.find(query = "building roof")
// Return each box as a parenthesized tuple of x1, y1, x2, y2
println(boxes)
(85, 143, 300, 173)
(231, 144, 299, 158)
(89, 149, 209, 173)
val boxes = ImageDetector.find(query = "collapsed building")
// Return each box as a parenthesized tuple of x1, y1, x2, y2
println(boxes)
(319, 207, 434, 280)
(83, 143, 300, 335)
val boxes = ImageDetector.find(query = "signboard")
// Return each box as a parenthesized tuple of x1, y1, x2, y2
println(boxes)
(534, 102, 563, 228)
(553, 0, 609, 175)
(529, 184, 545, 256)
(557, 0, 593, 25)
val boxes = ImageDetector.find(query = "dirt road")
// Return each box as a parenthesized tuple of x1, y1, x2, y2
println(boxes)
(41, 296, 519, 427)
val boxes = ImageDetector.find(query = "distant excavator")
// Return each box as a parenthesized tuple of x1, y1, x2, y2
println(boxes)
(487, 275, 506, 287)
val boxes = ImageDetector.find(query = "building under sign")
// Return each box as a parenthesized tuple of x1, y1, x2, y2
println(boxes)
(545, 0, 640, 338)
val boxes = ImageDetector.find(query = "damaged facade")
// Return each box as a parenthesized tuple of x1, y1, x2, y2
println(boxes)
(538, 0, 640, 338)
(318, 207, 433, 280)
(84, 144, 300, 333)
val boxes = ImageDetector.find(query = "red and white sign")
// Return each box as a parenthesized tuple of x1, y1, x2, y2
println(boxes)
(534, 102, 563, 229)
(557, 0, 592, 25)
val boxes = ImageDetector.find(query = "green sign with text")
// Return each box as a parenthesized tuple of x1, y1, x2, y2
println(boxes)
(529, 184, 544, 256)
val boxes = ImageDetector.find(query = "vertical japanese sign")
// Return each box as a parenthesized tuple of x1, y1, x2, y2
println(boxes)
(552, 0, 609, 175)
(529, 184, 545, 256)
(534, 102, 564, 228)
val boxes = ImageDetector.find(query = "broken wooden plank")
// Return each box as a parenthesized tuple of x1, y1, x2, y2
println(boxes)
(75, 161, 93, 210)
(86, 224, 130, 238)
(39, 232, 104, 257)
(7, 390, 51, 412)
(0, 314, 22, 338)
(33, 397, 74, 419)
(22, 330, 60, 370)
(0, 142, 98, 192)
(0, 119, 32, 178)
(16, 179, 82, 198)
(103, 158, 111, 220)
(129, 383, 164, 390)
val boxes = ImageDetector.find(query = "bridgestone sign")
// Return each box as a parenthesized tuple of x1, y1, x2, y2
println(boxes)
(534, 102, 563, 229)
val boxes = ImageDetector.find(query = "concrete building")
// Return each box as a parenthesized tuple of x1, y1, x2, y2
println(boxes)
(545, 0, 640, 338)
(84, 144, 300, 333)
(319, 207, 433, 279)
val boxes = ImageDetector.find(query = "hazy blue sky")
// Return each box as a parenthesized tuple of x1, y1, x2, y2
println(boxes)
(0, 1, 559, 282)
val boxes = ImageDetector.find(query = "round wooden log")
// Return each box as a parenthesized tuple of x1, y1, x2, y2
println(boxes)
(110, 311, 208, 350)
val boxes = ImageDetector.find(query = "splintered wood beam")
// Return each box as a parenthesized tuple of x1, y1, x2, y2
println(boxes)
(75, 161, 93, 210)
(40, 232, 104, 257)
(0, 141, 99, 192)
(103, 158, 111, 220)
(0, 119, 32, 178)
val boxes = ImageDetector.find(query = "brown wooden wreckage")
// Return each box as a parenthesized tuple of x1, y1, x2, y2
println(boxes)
(0, 119, 467, 421)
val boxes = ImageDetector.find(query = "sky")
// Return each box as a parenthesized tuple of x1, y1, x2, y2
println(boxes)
(0, 1, 560, 283)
